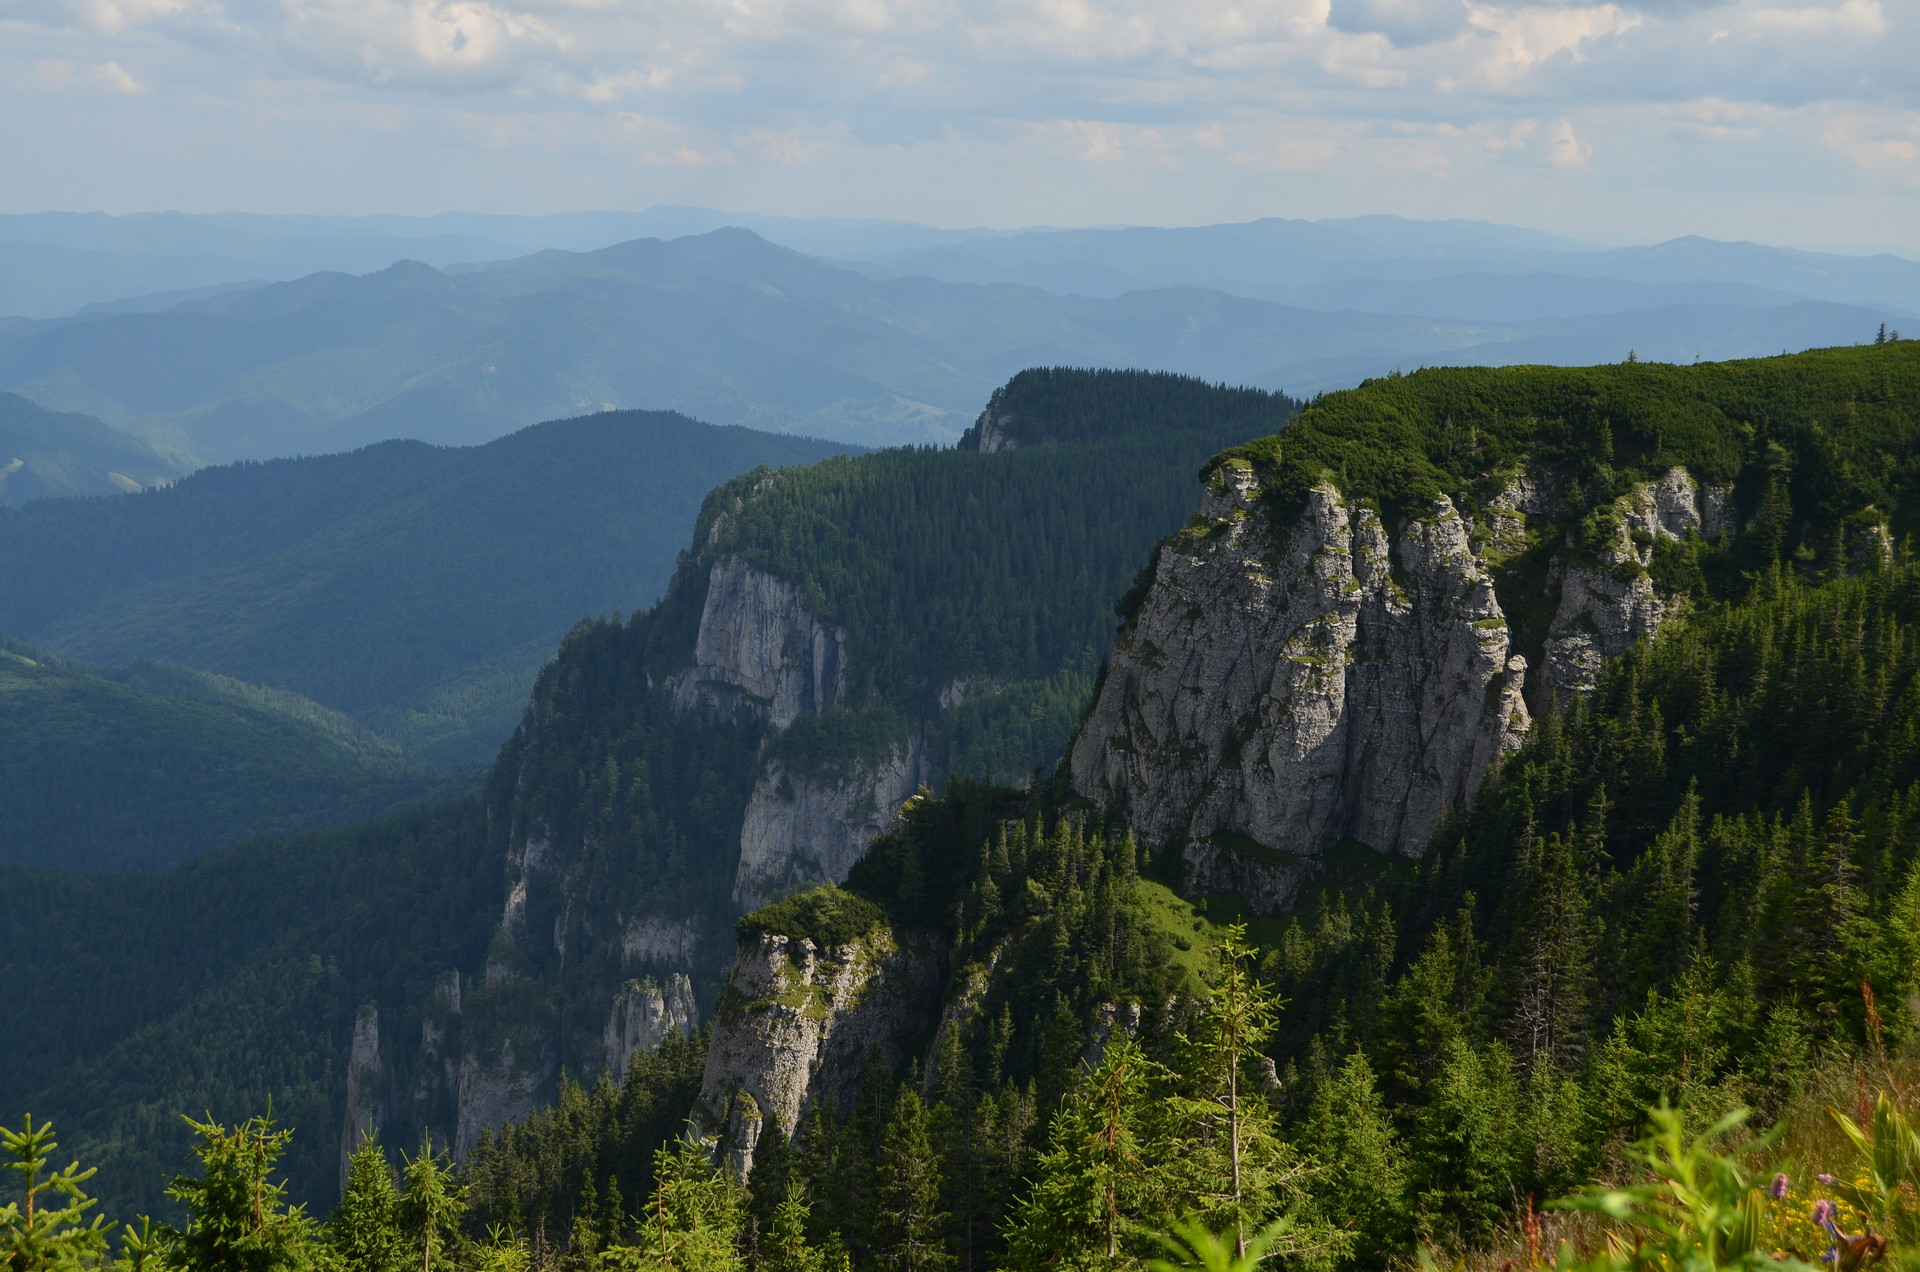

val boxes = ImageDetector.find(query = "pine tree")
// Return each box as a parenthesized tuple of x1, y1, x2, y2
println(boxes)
(163, 1113, 318, 1272)
(1002, 1037, 1158, 1269)
(1, 1117, 110, 1272)
(329, 1140, 406, 1272)
(868, 1091, 951, 1272)
(397, 1138, 465, 1272)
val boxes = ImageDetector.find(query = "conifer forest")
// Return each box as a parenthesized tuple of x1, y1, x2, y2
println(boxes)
(9, 343, 1920, 1272)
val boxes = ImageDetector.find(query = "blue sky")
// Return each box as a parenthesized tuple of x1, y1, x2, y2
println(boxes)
(2, 0, 1914, 248)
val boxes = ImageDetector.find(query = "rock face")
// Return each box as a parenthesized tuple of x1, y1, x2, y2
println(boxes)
(603, 975, 700, 1082)
(1539, 468, 1728, 701)
(734, 745, 923, 910)
(695, 927, 947, 1180)
(1071, 467, 1531, 909)
(453, 1035, 553, 1158)
(1071, 462, 1728, 912)
(669, 553, 935, 909)
(339, 1004, 390, 1189)
(672, 557, 845, 730)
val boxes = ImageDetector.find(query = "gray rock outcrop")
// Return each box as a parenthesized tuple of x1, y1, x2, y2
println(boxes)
(603, 974, 699, 1082)
(1539, 468, 1728, 700)
(672, 557, 844, 729)
(1070, 461, 1730, 912)
(339, 1004, 390, 1189)
(695, 926, 947, 1180)
(1071, 466, 1530, 909)
(734, 745, 923, 910)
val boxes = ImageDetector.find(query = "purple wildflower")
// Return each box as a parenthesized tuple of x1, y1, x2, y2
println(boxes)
(1813, 1200, 1835, 1226)
(1772, 1173, 1791, 1200)
(1818, 1173, 1836, 1185)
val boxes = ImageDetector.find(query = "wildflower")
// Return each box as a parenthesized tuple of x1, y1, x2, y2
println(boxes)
(1814, 1200, 1835, 1226)
(1818, 1173, 1836, 1185)
(1772, 1173, 1791, 1199)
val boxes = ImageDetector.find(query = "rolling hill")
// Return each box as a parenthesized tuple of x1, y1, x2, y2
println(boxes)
(0, 408, 850, 763)
(0, 390, 195, 504)
(2, 227, 1904, 461)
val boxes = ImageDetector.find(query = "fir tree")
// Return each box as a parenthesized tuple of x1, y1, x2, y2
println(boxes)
(329, 1139, 406, 1272)
(868, 1091, 951, 1272)
(0, 1117, 110, 1272)
(163, 1114, 317, 1272)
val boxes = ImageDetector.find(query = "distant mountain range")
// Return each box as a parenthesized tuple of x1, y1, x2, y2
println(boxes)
(0, 391, 195, 504)
(0, 409, 849, 764)
(1, 220, 1911, 460)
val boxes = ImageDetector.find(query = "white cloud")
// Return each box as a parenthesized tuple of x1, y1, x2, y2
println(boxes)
(0, 0, 1912, 244)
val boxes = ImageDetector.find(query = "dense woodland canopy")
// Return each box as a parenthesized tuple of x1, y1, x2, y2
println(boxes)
(0, 638, 470, 870)
(9, 347, 1920, 1272)
(0, 409, 848, 763)
(0, 368, 1296, 1218)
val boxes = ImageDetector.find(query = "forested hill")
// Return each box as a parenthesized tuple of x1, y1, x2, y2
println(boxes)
(0, 368, 1296, 1218)
(0, 639, 470, 871)
(0, 390, 195, 504)
(14, 346, 1920, 1272)
(0, 410, 849, 765)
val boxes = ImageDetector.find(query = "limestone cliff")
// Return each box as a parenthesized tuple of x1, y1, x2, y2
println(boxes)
(694, 926, 946, 1180)
(734, 745, 924, 911)
(603, 974, 699, 1083)
(1071, 461, 1725, 912)
(339, 1004, 390, 1188)
(671, 557, 845, 729)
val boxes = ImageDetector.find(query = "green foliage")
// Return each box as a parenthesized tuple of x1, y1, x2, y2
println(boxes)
(1214, 344, 1920, 537)
(397, 1141, 464, 1272)
(1001, 1039, 1160, 1268)
(736, 888, 888, 948)
(0, 801, 498, 1220)
(329, 1141, 406, 1272)
(604, 1140, 741, 1272)
(162, 1114, 319, 1272)
(461, 1033, 708, 1245)
(1549, 1106, 1808, 1272)
(1, 1117, 110, 1272)
(0, 391, 193, 507)
(0, 411, 847, 764)
(0, 640, 471, 871)
(697, 369, 1295, 736)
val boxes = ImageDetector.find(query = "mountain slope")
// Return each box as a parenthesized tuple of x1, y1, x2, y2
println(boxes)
(5, 227, 1901, 461)
(0, 391, 195, 504)
(0, 368, 1294, 1216)
(0, 640, 469, 871)
(0, 410, 849, 764)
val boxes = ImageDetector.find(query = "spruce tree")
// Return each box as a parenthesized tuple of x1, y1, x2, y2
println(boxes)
(1002, 1037, 1158, 1269)
(329, 1140, 405, 1272)
(397, 1138, 464, 1272)
(605, 1138, 740, 1272)
(1, 1117, 110, 1272)
(1297, 1053, 1407, 1266)
(868, 1091, 951, 1272)
(163, 1114, 318, 1272)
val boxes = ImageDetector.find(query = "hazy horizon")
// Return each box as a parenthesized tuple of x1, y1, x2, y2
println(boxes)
(5, 0, 1914, 252)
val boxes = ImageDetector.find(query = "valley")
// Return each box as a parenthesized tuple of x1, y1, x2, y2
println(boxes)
(5, 323, 1920, 1272)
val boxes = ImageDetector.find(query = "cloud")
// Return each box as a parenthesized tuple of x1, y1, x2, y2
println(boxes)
(1328, 0, 1474, 47)
(0, 0, 1912, 247)
(27, 57, 146, 92)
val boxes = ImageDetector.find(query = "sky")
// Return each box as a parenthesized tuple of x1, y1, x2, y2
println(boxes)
(1, 0, 1915, 248)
